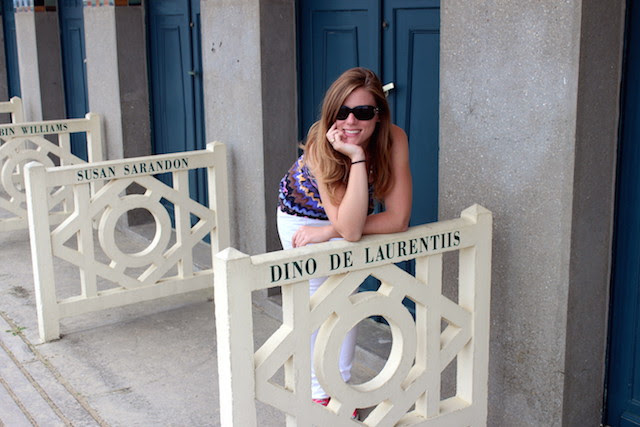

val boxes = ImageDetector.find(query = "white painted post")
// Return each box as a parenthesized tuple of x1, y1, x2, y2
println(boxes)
(0, 97, 25, 123)
(24, 162, 60, 341)
(214, 247, 258, 426)
(459, 204, 492, 425)
(417, 253, 443, 418)
(10, 97, 24, 123)
(85, 113, 104, 195)
(208, 141, 230, 254)
(85, 112, 103, 162)
(0, 97, 24, 122)
(74, 182, 98, 299)
(173, 169, 193, 278)
(281, 280, 312, 426)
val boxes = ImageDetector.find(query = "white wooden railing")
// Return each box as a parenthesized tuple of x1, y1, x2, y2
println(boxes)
(214, 205, 492, 426)
(24, 142, 230, 342)
(0, 113, 103, 231)
(0, 97, 24, 123)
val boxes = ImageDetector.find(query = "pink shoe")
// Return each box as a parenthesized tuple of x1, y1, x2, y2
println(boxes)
(312, 397, 331, 406)
(312, 397, 358, 419)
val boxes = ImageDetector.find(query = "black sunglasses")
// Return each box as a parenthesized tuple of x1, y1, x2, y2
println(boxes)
(336, 105, 379, 121)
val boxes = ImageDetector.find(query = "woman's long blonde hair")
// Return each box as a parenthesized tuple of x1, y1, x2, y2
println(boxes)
(304, 67, 393, 205)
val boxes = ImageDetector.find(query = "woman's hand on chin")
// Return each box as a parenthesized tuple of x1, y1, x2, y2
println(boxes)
(326, 123, 365, 161)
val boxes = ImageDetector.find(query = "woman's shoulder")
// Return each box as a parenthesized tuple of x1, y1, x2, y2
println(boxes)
(390, 123, 407, 138)
(389, 124, 409, 150)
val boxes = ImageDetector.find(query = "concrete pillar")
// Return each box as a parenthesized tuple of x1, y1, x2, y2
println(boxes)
(84, 3, 151, 228)
(259, 0, 298, 252)
(0, 19, 9, 106)
(114, 5, 151, 160)
(439, 1, 623, 425)
(84, 6, 122, 159)
(562, 2, 624, 424)
(84, 4, 151, 162)
(201, 0, 297, 254)
(0, 17, 12, 125)
(14, 6, 65, 122)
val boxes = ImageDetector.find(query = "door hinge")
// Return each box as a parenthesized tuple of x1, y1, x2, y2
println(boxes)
(382, 20, 389, 30)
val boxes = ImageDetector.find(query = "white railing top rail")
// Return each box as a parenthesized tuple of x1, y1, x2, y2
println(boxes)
(0, 113, 102, 137)
(214, 204, 492, 426)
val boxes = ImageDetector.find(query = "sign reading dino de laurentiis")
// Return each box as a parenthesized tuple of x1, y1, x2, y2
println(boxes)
(269, 230, 461, 283)
(75, 158, 190, 182)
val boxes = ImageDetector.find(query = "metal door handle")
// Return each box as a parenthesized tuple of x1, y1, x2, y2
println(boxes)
(383, 82, 395, 97)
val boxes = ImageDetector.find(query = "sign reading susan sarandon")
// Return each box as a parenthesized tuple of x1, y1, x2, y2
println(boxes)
(75, 157, 190, 182)
(37, 149, 219, 188)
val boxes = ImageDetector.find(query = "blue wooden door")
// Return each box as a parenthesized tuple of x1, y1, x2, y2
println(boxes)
(606, 1, 640, 425)
(148, 0, 205, 204)
(383, 0, 439, 226)
(298, 0, 439, 226)
(298, 0, 380, 137)
(298, 0, 439, 299)
(58, 0, 89, 161)
(2, 0, 20, 98)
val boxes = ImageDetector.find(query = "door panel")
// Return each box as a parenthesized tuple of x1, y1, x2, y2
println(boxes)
(606, 0, 640, 425)
(298, 0, 380, 138)
(384, 0, 440, 225)
(298, 0, 440, 299)
(2, 0, 20, 98)
(191, 2, 204, 156)
(299, 0, 439, 226)
(59, 0, 89, 160)
(148, 0, 205, 204)
(148, 5, 194, 154)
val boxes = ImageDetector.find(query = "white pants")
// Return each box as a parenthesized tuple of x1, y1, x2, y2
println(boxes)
(276, 209, 357, 399)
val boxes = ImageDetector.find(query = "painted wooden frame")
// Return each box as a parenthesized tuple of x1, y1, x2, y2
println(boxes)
(0, 97, 24, 123)
(0, 113, 103, 231)
(214, 205, 492, 426)
(25, 142, 230, 342)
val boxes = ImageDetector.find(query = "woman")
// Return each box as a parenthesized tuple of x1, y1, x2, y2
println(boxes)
(277, 67, 412, 411)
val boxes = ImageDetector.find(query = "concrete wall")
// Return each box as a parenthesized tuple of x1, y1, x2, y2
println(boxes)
(15, 9, 66, 122)
(14, 10, 65, 122)
(84, 4, 152, 227)
(202, 0, 297, 255)
(84, 5, 151, 163)
(563, 1, 624, 424)
(0, 20, 9, 108)
(439, 1, 622, 425)
(35, 11, 65, 121)
(115, 6, 151, 160)
(0, 19, 12, 125)
(84, 6, 124, 160)
(15, 11, 39, 120)
(201, 0, 264, 255)
(259, 0, 298, 252)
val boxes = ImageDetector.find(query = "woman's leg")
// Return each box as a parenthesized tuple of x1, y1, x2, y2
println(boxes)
(277, 210, 357, 399)
(309, 274, 357, 399)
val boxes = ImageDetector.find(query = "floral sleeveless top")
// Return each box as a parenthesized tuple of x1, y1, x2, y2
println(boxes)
(278, 155, 374, 220)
